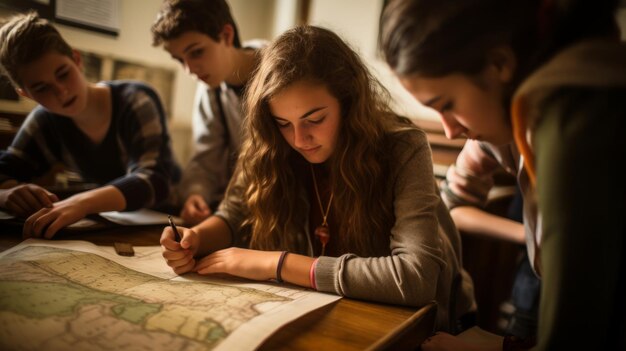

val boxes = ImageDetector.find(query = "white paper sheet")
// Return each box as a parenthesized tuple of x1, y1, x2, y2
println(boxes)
(0, 209, 180, 231)
(99, 209, 183, 226)
(0, 209, 14, 220)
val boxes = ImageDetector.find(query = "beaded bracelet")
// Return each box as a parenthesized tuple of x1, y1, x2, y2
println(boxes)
(309, 258, 319, 290)
(276, 251, 288, 283)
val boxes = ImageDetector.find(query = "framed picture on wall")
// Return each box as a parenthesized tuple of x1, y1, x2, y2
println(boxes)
(0, 0, 54, 19)
(54, 0, 120, 37)
(0, 0, 120, 37)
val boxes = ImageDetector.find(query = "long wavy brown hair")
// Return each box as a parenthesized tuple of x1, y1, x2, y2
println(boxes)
(236, 25, 415, 256)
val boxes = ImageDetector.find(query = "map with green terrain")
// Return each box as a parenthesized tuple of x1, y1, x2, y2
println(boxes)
(0, 241, 339, 350)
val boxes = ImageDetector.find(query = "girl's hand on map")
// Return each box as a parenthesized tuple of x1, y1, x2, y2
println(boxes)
(194, 248, 280, 281)
(160, 226, 199, 274)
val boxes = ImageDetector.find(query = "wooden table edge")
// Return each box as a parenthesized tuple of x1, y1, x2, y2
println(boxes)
(366, 301, 437, 351)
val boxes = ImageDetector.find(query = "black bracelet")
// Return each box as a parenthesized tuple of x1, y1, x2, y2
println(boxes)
(276, 251, 288, 283)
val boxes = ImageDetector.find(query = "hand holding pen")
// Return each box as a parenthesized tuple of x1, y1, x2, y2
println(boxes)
(161, 215, 197, 274)
(168, 215, 181, 242)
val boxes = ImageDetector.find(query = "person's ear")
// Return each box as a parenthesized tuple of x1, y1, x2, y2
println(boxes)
(487, 46, 516, 83)
(15, 87, 31, 99)
(220, 24, 235, 47)
(71, 49, 83, 69)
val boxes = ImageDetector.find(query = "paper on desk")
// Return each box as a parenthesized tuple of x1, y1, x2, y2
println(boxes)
(0, 210, 14, 220)
(99, 209, 182, 226)
(67, 217, 103, 229)
(0, 209, 180, 229)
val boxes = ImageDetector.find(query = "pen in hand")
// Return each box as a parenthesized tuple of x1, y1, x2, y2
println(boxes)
(168, 215, 181, 242)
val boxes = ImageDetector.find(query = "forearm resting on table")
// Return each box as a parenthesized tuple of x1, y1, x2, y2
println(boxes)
(191, 216, 317, 288)
(67, 185, 126, 213)
(281, 253, 317, 288)
(450, 206, 525, 244)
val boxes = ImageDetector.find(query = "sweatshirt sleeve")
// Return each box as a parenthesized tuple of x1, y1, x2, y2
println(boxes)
(178, 86, 232, 206)
(314, 130, 460, 308)
(440, 139, 503, 209)
(213, 168, 250, 248)
(109, 84, 181, 210)
(0, 109, 59, 184)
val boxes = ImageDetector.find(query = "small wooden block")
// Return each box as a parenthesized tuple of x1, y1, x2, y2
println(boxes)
(114, 242, 134, 257)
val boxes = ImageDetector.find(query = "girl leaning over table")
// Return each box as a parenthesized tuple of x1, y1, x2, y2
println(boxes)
(380, 0, 625, 349)
(160, 25, 475, 332)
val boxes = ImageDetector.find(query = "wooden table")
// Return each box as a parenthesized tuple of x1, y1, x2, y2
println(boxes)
(0, 223, 437, 351)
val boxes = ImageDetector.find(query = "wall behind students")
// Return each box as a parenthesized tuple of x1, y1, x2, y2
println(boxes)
(308, 0, 439, 122)
(309, 0, 626, 122)
(2, 1, 624, 163)
(0, 0, 280, 165)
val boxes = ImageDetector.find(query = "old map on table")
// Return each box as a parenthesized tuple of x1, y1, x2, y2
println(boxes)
(0, 240, 340, 350)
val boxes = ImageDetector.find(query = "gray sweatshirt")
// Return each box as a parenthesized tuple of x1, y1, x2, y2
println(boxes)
(216, 128, 475, 331)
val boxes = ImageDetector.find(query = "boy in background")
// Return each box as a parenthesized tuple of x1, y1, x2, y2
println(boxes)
(151, 0, 265, 225)
(0, 12, 181, 238)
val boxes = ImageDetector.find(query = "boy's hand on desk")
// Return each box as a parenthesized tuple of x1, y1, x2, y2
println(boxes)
(22, 198, 87, 239)
(0, 184, 59, 218)
(180, 194, 211, 226)
(161, 226, 198, 275)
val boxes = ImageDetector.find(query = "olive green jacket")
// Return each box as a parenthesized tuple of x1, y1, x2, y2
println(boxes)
(512, 39, 626, 351)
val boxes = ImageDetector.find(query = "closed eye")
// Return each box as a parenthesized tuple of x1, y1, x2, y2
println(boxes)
(33, 84, 49, 93)
(307, 115, 326, 124)
(275, 119, 290, 128)
(440, 101, 454, 113)
(57, 69, 69, 80)
(190, 48, 204, 59)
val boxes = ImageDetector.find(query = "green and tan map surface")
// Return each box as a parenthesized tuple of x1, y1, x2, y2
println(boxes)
(0, 240, 340, 351)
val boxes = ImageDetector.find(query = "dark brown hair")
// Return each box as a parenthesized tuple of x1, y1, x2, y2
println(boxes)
(380, 0, 618, 82)
(151, 0, 241, 48)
